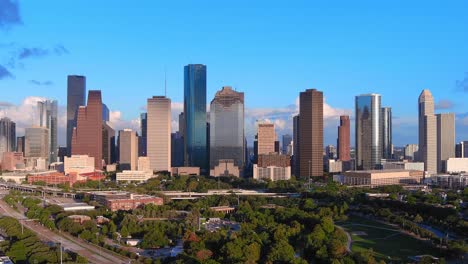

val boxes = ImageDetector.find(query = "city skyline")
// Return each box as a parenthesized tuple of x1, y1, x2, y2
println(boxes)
(1, 1, 468, 147)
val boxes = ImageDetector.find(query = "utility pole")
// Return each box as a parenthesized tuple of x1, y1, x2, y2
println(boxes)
(60, 237, 63, 264)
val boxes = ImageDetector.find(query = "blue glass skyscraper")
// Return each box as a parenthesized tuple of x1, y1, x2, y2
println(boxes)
(184, 64, 208, 173)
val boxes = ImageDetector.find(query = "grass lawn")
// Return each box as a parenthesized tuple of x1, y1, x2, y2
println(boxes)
(339, 215, 442, 262)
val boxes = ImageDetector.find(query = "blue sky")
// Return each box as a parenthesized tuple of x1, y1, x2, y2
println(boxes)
(0, 0, 467, 146)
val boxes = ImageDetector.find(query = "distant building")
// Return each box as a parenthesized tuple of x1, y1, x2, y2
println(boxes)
(1, 152, 24, 171)
(254, 122, 277, 160)
(67, 75, 86, 156)
(436, 113, 455, 172)
(404, 144, 419, 161)
(72, 90, 103, 169)
(381, 161, 424, 171)
(118, 129, 138, 171)
(325, 145, 336, 160)
(102, 122, 115, 166)
(455, 142, 465, 158)
(37, 99, 58, 163)
(337, 169, 423, 187)
(282, 134, 292, 155)
(147, 96, 171, 172)
(210, 159, 240, 177)
(337, 115, 350, 161)
(171, 132, 184, 167)
(138, 113, 147, 157)
(171, 167, 200, 176)
(16, 136, 25, 154)
(355, 94, 382, 170)
(57, 147, 67, 163)
(253, 153, 291, 181)
(184, 64, 208, 173)
(116, 170, 155, 182)
(418, 89, 437, 174)
(25, 127, 49, 164)
(381, 107, 392, 159)
(137, 156, 151, 172)
(299, 89, 323, 177)
(0, 117, 16, 161)
(327, 160, 343, 173)
(102, 104, 110, 122)
(209, 86, 245, 177)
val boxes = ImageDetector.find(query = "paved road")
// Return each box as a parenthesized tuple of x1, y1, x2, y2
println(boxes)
(0, 197, 131, 264)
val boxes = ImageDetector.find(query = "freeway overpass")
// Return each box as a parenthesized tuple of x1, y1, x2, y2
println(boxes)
(161, 189, 299, 200)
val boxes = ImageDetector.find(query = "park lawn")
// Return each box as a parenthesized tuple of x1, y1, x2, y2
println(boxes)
(339, 215, 441, 262)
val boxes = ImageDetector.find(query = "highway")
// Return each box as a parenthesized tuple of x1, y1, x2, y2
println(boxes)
(0, 193, 131, 264)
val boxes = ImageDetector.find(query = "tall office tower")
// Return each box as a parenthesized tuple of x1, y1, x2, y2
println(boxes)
(293, 115, 300, 176)
(71, 90, 103, 169)
(102, 104, 110, 122)
(147, 96, 171, 172)
(37, 99, 58, 163)
(355, 94, 382, 170)
(102, 122, 115, 165)
(25, 127, 49, 160)
(179, 112, 185, 138)
(282, 134, 292, 154)
(138, 113, 147, 157)
(0, 117, 16, 160)
(436, 113, 455, 172)
(254, 122, 277, 159)
(171, 132, 184, 167)
(418, 90, 437, 174)
(16, 136, 25, 154)
(337, 115, 350, 161)
(67, 75, 86, 156)
(381, 107, 392, 159)
(184, 64, 207, 173)
(299, 89, 324, 177)
(118, 129, 139, 170)
(209, 86, 245, 177)
(404, 144, 419, 161)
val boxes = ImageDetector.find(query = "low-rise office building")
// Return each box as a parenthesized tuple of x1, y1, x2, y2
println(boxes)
(336, 169, 424, 187)
(116, 170, 155, 182)
(171, 167, 200, 176)
(445, 158, 468, 173)
(90, 191, 164, 211)
(253, 153, 291, 181)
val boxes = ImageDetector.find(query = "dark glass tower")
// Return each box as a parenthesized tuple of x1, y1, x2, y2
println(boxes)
(139, 113, 147, 156)
(67, 75, 86, 156)
(184, 64, 208, 173)
(381, 107, 392, 159)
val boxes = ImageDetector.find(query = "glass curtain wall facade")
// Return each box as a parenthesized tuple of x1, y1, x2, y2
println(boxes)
(209, 86, 245, 176)
(184, 64, 208, 173)
(37, 100, 58, 163)
(355, 94, 382, 170)
(381, 107, 392, 159)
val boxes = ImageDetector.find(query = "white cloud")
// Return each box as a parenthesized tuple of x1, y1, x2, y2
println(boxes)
(0, 96, 48, 134)
(108, 110, 140, 133)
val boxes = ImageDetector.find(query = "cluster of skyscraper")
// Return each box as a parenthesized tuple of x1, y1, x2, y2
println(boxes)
(0, 64, 461, 178)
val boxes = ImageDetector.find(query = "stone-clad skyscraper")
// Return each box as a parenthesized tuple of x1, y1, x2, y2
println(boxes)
(209, 86, 245, 176)
(337, 115, 350, 161)
(436, 113, 455, 172)
(184, 64, 207, 173)
(147, 96, 171, 172)
(355, 94, 382, 170)
(72, 90, 103, 169)
(299, 89, 323, 177)
(418, 90, 437, 174)
(67, 75, 86, 156)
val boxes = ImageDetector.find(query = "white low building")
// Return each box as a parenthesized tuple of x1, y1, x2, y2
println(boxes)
(445, 158, 468, 173)
(65, 155, 95, 175)
(116, 170, 155, 182)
